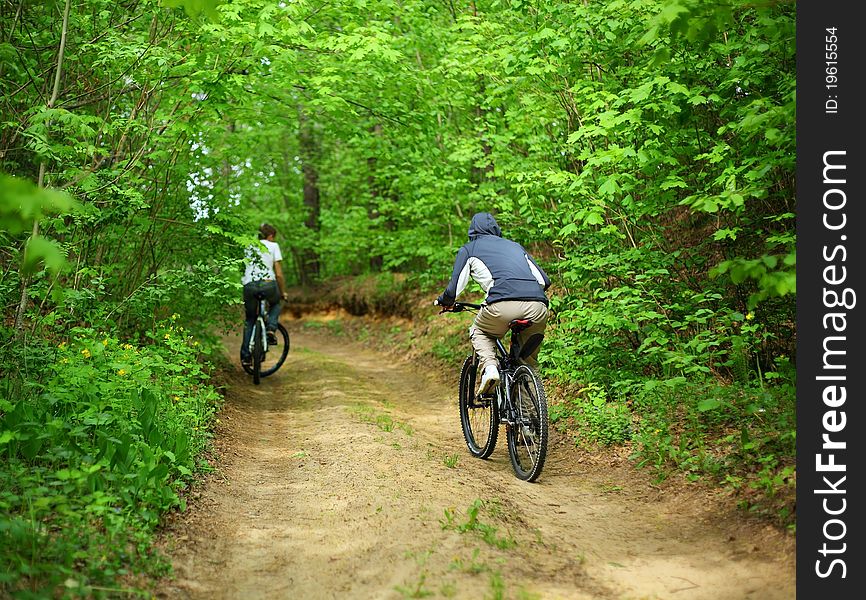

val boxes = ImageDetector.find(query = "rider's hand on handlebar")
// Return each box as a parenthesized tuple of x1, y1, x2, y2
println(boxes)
(434, 297, 455, 312)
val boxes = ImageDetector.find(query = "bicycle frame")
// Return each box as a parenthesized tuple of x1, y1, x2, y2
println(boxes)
(492, 337, 519, 425)
(248, 296, 270, 357)
(243, 289, 291, 385)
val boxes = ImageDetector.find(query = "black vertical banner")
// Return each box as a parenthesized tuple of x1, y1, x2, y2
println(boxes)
(797, 1, 865, 597)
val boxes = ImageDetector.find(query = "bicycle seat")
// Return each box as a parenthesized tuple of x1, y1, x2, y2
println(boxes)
(509, 319, 532, 334)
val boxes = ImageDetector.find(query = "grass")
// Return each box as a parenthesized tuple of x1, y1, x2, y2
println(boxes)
(394, 573, 434, 599)
(395, 551, 435, 599)
(350, 403, 414, 437)
(441, 500, 516, 550)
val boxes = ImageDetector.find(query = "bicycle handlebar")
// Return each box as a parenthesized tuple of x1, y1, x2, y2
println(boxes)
(434, 300, 482, 313)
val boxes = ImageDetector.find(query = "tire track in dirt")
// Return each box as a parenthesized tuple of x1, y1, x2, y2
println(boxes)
(156, 322, 795, 600)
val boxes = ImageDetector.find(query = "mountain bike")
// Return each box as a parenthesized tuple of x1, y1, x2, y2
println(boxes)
(243, 291, 290, 385)
(436, 300, 549, 482)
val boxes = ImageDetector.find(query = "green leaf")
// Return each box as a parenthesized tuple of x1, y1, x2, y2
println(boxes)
(160, 0, 222, 19)
(651, 47, 671, 66)
(583, 212, 604, 226)
(697, 398, 722, 412)
(23, 235, 67, 275)
(0, 174, 77, 234)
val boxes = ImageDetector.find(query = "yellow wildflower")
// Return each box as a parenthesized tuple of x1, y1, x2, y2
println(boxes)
(81, 349, 91, 358)
(58, 342, 67, 350)
(164, 333, 170, 339)
(745, 312, 755, 321)
(123, 343, 133, 350)
(117, 369, 127, 376)
(102, 339, 108, 346)
(173, 395, 180, 402)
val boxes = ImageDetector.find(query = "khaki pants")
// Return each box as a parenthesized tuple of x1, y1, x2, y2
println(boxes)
(469, 300, 549, 374)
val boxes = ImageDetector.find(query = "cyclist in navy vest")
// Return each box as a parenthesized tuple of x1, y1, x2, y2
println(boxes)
(240, 223, 288, 366)
(437, 212, 551, 393)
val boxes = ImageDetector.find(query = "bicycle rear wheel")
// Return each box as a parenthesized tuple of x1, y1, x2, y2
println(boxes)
(251, 319, 264, 385)
(458, 355, 498, 458)
(258, 323, 290, 377)
(506, 364, 548, 481)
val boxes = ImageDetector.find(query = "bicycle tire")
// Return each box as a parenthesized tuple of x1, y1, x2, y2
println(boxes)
(506, 364, 548, 481)
(258, 323, 290, 377)
(458, 354, 498, 459)
(252, 319, 263, 385)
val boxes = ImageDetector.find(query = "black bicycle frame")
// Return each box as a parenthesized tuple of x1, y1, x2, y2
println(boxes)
(249, 295, 270, 356)
(491, 338, 520, 425)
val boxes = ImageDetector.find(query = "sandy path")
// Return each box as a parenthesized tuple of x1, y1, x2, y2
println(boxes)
(155, 325, 795, 600)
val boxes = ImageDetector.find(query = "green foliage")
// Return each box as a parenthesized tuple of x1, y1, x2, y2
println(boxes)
(161, 0, 223, 19)
(0, 174, 77, 235)
(0, 317, 221, 596)
(629, 375, 795, 519)
(549, 383, 632, 445)
(711, 253, 796, 309)
(1, 173, 79, 274)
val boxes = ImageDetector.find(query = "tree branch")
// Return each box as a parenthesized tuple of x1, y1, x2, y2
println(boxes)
(15, 0, 72, 332)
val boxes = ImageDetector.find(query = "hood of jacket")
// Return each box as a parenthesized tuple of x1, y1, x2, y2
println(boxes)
(467, 212, 502, 240)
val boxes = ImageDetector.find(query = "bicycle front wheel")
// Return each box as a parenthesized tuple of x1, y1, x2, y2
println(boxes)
(259, 323, 290, 377)
(506, 364, 548, 482)
(458, 355, 498, 458)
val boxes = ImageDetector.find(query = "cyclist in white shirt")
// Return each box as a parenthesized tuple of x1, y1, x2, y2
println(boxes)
(240, 223, 288, 366)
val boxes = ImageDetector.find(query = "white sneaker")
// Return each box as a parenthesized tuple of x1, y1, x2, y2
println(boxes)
(479, 365, 500, 394)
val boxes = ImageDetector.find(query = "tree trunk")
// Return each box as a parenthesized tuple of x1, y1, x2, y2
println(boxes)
(298, 107, 321, 285)
(367, 122, 384, 271)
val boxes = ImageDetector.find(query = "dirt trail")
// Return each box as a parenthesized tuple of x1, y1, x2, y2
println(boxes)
(156, 322, 795, 600)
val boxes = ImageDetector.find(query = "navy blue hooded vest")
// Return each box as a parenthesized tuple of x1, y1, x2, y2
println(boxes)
(438, 212, 550, 306)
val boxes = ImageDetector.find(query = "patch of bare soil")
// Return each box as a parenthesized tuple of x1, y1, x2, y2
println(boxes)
(154, 319, 795, 600)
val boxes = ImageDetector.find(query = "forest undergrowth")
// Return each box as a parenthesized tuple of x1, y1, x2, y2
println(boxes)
(0, 316, 232, 599)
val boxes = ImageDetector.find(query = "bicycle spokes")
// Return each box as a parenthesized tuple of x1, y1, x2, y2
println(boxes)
(506, 365, 548, 482)
(514, 382, 538, 438)
(459, 355, 498, 459)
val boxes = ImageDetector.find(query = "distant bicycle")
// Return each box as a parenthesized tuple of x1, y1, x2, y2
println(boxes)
(436, 300, 549, 482)
(243, 290, 290, 385)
